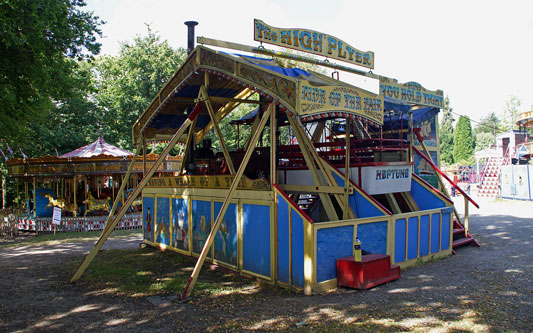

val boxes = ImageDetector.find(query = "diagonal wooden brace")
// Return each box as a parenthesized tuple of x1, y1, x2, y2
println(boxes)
(70, 103, 203, 283)
(181, 104, 273, 299)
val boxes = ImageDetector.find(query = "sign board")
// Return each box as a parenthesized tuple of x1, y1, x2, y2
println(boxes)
(52, 207, 62, 225)
(299, 81, 384, 124)
(361, 165, 412, 195)
(379, 77, 444, 108)
(254, 19, 375, 69)
(518, 110, 533, 122)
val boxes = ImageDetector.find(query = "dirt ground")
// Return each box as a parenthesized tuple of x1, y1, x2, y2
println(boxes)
(0, 196, 531, 332)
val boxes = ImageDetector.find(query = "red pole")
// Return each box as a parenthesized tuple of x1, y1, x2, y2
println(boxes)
(412, 146, 479, 209)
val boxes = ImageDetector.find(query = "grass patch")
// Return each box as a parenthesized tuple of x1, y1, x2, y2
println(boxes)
(71, 246, 254, 297)
(0, 229, 141, 248)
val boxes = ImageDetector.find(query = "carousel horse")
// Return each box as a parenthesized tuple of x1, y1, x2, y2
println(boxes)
(83, 192, 111, 216)
(125, 188, 142, 212)
(43, 194, 78, 217)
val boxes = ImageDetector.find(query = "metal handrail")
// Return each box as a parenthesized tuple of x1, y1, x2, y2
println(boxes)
(413, 146, 479, 209)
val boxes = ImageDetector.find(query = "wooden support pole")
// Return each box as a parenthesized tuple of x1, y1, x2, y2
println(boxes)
(311, 120, 326, 143)
(101, 144, 142, 233)
(142, 136, 147, 177)
(463, 196, 469, 237)
(70, 103, 203, 283)
(288, 117, 339, 221)
(343, 117, 351, 219)
(199, 86, 236, 174)
(33, 178, 36, 218)
(73, 176, 77, 215)
(292, 118, 355, 220)
(270, 104, 277, 185)
(181, 104, 273, 299)
(409, 110, 414, 165)
(178, 117, 197, 176)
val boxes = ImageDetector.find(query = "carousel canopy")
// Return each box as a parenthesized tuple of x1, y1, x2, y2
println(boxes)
(60, 137, 132, 158)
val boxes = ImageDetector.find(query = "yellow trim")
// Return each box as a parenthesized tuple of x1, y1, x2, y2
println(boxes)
(303, 218, 314, 295)
(143, 187, 273, 201)
(315, 278, 338, 293)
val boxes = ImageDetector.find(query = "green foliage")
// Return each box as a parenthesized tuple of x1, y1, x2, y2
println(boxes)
(0, 0, 103, 145)
(501, 95, 521, 131)
(473, 112, 500, 137)
(93, 25, 187, 149)
(439, 96, 454, 165)
(453, 115, 474, 164)
(475, 132, 495, 152)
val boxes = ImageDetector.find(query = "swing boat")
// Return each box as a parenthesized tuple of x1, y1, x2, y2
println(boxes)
(71, 21, 479, 296)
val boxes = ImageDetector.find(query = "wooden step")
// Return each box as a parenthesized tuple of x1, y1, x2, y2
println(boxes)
(452, 235, 480, 249)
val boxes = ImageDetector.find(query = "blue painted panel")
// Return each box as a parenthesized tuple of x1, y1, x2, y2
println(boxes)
(291, 209, 305, 288)
(419, 214, 430, 256)
(214, 202, 238, 266)
(333, 173, 385, 218)
(35, 189, 54, 217)
(277, 194, 290, 284)
(441, 211, 451, 250)
(316, 226, 353, 282)
(395, 218, 406, 263)
(410, 178, 445, 210)
(407, 217, 419, 260)
(172, 198, 189, 251)
(430, 213, 440, 254)
(156, 197, 171, 246)
(242, 204, 271, 277)
(357, 221, 388, 254)
(143, 197, 155, 242)
(192, 200, 212, 255)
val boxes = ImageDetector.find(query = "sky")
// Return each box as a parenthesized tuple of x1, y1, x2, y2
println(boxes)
(85, 0, 533, 125)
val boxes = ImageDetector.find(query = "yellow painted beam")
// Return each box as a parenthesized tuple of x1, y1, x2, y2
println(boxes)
(287, 117, 339, 221)
(200, 86, 236, 175)
(278, 184, 350, 195)
(101, 144, 141, 233)
(182, 104, 273, 299)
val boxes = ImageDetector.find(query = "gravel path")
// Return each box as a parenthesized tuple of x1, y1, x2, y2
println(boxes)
(0, 196, 531, 332)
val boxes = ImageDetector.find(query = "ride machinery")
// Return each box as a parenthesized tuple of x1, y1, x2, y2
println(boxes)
(72, 20, 479, 297)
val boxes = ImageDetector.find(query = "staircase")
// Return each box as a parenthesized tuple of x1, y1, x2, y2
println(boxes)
(477, 156, 502, 197)
(452, 218, 480, 252)
(296, 194, 319, 214)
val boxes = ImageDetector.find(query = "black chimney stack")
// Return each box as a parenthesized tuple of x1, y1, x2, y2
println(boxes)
(184, 21, 198, 54)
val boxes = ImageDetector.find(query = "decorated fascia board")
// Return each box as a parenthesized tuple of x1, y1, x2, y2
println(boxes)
(197, 46, 298, 112)
(379, 77, 444, 109)
(297, 79, 384, 125)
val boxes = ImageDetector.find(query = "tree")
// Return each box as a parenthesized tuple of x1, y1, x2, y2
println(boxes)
(475, 132, 495, 152)
(0, 0, 103, 144)
(26, 60, 101, 156)
(501, 95, 521, 131)
(439, 96, 454, 165)
(93, 26, 187, 149)
(453, 115, 474, 164)
(472, 112, 500, 152)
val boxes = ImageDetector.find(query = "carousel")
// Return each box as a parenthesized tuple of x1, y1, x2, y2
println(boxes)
(6, 137, 181, 232)
(71, 20, 480, 297)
